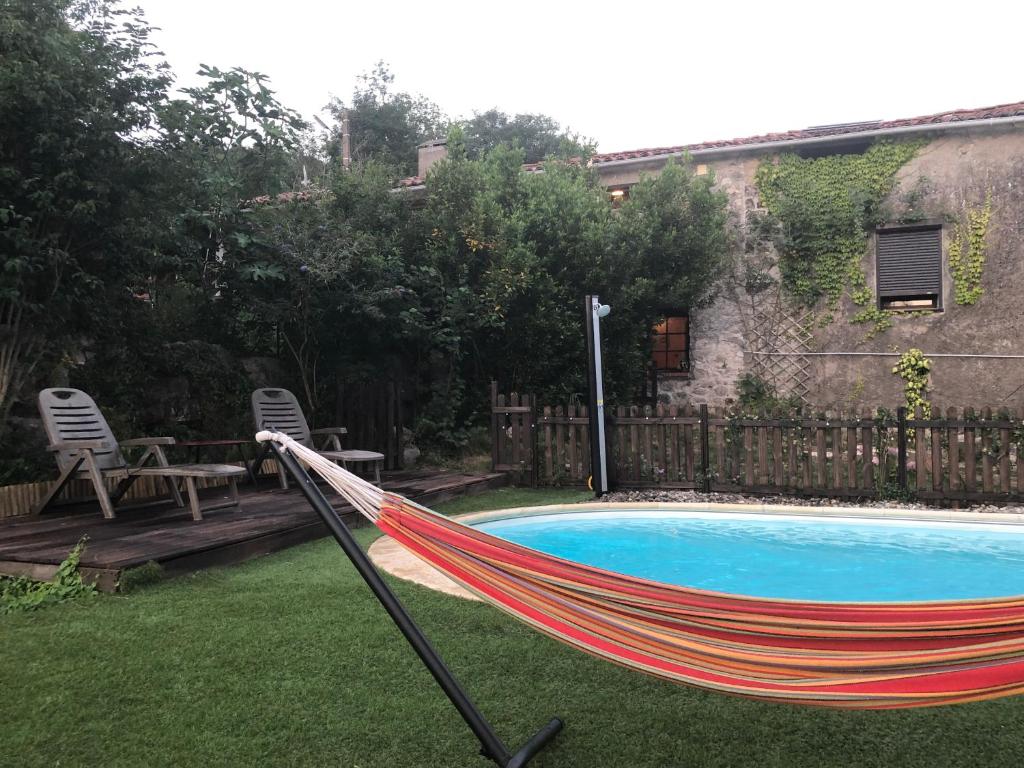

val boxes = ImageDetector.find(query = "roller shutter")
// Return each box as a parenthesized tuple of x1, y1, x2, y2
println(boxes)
(876, 227, 942, 299)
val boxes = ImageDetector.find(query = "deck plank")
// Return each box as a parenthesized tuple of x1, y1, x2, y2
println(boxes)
(0, 470, 507, 587)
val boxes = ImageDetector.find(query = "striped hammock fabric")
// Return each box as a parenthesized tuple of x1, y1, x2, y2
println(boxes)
(258, 431, 1024, 709)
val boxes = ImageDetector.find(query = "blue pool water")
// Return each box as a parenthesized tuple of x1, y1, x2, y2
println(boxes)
(474, 510, 1024, 602)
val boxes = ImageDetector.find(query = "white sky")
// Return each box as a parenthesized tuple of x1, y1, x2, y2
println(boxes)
(135, 0, 1024, 154)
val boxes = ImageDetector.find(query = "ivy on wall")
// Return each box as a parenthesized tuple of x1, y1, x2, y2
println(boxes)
(948, 193, 992, 305)
(850, 306, 894, 338)
(754, 141, 926, 323)
(892, 348, 931, 417)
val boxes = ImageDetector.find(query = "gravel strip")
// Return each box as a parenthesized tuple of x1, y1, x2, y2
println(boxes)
(599, 489, 1024, 516)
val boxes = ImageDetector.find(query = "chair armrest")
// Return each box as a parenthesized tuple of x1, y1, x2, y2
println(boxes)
(310, 427, 348, 436)
(47, 440, 109, 452)
(120, 436, 177, 447)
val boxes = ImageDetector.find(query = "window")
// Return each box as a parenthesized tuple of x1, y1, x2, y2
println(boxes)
(651, 314, 690, 374)
(608, 185, 631, 208)
(876, 225, 942, 310)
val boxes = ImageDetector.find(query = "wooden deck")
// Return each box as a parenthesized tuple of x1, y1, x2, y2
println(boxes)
(0, 469, 507, 591)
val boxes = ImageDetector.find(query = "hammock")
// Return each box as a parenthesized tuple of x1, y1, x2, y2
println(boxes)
(258, 431, 1024, 710)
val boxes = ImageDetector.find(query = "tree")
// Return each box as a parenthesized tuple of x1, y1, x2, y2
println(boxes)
(0, 9, 731, 477)
(325, 61, 448, 176)
(0, 0, 171, 432)
(244, 161, 416, 415)
(603, 160, 732, 395)
(157, 63, 306, 282)
(405, 141, 730, 451)
(462, 109, 594, 163)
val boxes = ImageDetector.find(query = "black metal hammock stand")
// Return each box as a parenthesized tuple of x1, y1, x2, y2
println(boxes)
(269, 440, 563, 768)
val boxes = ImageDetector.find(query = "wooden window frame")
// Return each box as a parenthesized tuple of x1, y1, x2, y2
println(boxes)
(651, 311, 691, 377)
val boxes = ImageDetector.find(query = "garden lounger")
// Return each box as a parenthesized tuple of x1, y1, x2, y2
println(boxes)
(36, 388, 247, 521)
(250, 387, 384, 489)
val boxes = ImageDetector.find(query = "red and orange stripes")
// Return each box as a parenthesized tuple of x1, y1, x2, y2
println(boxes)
(377, 493, 1024, 709)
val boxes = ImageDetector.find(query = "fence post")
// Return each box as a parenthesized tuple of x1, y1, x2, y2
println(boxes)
(529, 394, 538, 489)
(699, 404, 711, 493)
(490, 381, 499, 472)
(896, 406, 908, 492)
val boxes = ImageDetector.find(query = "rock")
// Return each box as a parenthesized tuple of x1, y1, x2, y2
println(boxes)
(598, 488, 1022, 515)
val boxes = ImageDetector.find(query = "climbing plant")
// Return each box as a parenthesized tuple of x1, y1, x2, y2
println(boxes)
(850, 306, 893, 339)
(892, 348, 931, 417)
(947, 193, 992, 305)
(755, 141, 926, 320)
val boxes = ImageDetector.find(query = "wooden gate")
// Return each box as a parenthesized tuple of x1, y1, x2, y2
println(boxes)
(490, 382, 536, 486)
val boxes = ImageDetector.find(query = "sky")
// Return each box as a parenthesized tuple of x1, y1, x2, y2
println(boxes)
(135, 0, 1024, 154)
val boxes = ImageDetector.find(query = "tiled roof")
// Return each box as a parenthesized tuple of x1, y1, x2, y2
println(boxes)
(590, 99, 1024, 165)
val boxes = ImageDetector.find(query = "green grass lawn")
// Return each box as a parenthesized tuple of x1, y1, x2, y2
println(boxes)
(2, 486, 1022, 767)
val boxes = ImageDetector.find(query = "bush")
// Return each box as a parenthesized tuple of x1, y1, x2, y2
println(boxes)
(1, 538, 96, 615)
(735, 373, 802, 413)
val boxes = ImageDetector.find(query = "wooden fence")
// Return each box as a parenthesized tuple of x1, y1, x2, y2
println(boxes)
(490, 388, 1024, 504)
(336, 378, 405, 470)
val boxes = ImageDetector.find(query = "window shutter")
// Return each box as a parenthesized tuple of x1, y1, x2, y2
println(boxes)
(876, 227, 942, 297)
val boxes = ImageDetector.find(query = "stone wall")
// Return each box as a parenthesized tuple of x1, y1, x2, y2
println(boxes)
(811, 126, 1024, 410)
(595, 125, 1024, 410)
(657, 292, 747, 405)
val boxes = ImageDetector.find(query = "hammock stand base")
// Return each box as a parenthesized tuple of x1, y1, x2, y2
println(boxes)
(269, 442, 563, 768)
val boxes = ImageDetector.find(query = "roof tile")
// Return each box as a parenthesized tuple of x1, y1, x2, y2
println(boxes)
(590, 99, 1024, 164)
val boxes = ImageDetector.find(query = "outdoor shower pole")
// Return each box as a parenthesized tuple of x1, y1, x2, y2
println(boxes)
(584, 295, 610, 496)
(266, 440, 563, 768)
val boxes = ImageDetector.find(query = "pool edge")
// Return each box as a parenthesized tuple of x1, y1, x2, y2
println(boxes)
(370, 499, 1024, 603)
(453, 500, 1024, 527)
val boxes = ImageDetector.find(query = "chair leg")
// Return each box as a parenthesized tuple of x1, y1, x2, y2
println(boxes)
(82, 452, 116, 519)
(162, 476, 185, 508)
(110, 474, 140, 504)
(152, 446, 185, 507)
(241, 444, 258, 485)
(250, 443, 270, 480)
(32, 457, 84, 516)
(183, 477, 203, 521)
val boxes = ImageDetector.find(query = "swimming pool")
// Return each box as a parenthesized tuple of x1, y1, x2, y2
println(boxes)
(473, 508, 1024, 602)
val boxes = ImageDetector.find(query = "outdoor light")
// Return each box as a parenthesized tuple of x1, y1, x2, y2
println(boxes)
(610, 189, 625, 197)
(597, 303, 611, 318)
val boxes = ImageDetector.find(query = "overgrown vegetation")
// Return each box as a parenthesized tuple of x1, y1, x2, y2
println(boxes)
(735, 373, 802, 413)
(754, 141, 924, 328)
(948, 193, 992, 305)
(0, 1, 730, 480)
(892, 348, 932, 416)
(0, 538, 95, 614)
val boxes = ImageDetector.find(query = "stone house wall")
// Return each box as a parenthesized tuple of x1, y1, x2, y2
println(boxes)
(595, 125, 1024, 410)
